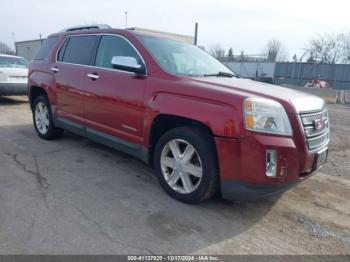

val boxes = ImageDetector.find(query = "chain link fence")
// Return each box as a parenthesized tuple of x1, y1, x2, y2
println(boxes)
(225, 61, 350, 104)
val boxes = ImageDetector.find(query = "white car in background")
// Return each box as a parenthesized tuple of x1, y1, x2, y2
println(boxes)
(0, 54, 28, 96)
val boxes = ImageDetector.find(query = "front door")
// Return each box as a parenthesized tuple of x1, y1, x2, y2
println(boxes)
(84, 35, 147, 145)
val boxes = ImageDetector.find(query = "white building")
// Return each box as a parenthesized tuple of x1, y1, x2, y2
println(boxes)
(15, 39, 44, 61)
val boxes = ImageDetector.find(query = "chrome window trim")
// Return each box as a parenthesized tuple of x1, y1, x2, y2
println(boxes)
(55, 33, 148, 76)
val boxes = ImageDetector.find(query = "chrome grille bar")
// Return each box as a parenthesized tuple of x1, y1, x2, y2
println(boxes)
(299, 109, 330, 151)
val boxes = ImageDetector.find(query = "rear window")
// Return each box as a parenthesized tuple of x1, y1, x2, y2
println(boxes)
(34, 36, 59, 60)
(0, 56, 28, 68)
(60, 35, 97, 65)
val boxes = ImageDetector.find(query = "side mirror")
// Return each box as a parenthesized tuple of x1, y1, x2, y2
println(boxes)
(111, 56, 146, 75)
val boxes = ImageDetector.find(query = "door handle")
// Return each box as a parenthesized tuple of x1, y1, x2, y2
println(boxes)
(51, 67, 59, 73)
(87, 73, 99, 80)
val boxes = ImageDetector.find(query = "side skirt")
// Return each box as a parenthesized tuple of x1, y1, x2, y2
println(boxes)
(54, 117, 149, 163)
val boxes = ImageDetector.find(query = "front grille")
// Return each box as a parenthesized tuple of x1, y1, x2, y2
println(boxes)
(299, 109, 330, 151)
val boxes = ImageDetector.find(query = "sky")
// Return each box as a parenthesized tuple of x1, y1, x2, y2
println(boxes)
(1, 0, 349, 59)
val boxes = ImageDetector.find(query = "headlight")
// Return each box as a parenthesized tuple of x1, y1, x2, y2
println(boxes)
(244, 97, 292, 136)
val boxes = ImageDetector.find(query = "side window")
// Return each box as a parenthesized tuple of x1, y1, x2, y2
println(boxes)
(34, 36, 59, 60)
(57, 38, 69, 61)
(62, 35, 97, 65)
(95, 35, 141, 69)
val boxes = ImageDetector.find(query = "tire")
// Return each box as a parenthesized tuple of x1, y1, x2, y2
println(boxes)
(33, 95, 63, 140)
(154, 126, 219, 204)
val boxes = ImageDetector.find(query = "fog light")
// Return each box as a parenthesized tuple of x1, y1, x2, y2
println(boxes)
(266, 150, 277, 177)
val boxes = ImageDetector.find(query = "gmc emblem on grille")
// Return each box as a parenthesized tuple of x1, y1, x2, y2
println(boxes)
(314, 117, 328, 130)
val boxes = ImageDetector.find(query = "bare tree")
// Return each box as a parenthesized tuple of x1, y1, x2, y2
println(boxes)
(0, 42, 15, 55)
(227, 47, 234, 61)
(264, 39, 288, 62)
(305, 33, 350, 64)
(209, 44, 226, 61)
(341, 33, 350, 63)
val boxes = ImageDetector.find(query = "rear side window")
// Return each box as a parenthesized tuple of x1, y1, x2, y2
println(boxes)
(34, 36, 59, 60)
(60, 36, 97, 65)
(57, 39, 69, 61)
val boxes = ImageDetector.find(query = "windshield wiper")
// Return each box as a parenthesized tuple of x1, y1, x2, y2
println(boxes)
(203, 71, 238, 78)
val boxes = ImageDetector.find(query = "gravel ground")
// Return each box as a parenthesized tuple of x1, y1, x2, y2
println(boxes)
(0, 96, 349, 255)
(322, 104, 350, 180)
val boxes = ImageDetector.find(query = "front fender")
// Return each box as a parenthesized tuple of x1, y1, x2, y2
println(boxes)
(143, 92, 244, 146)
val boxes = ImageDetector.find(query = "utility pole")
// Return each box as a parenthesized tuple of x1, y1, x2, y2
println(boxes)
(125, 11, 128, 28)
(194, 22, 198, 45)
(12, 32, 16, 55)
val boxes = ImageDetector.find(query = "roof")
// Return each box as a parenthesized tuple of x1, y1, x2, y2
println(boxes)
(48, 26, 194, 44)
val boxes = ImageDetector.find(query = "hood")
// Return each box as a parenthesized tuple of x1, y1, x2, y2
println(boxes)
(189, 76, 325, 113)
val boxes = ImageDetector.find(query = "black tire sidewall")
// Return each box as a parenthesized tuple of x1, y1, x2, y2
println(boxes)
(33, 95, 62, 140)
(154, 127, 218, 204)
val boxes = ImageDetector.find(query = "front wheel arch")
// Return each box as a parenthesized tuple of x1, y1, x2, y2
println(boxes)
(148, 114, 216, 165)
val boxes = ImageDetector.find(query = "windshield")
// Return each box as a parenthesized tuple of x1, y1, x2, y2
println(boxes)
(0, 56, 28, 68)
(138, 35, 235, 77)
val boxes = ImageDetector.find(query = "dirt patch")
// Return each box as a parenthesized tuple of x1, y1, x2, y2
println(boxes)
(322, 104, 350, 180)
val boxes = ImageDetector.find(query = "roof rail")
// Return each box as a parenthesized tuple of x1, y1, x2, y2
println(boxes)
(60, 24, 111, 33)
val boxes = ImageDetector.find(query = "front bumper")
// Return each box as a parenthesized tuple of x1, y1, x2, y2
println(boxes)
(221, 180, 299, 200)
(215, 133, 327, 200)
(0, 83, 28, 96)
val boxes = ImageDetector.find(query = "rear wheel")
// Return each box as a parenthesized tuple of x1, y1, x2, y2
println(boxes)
(33, 95, 63, 140)
(154, 126, 219, 204)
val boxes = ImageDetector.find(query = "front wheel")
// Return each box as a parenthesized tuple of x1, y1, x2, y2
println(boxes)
(154, 126, 219, 204)
(33, 95, 63, 140)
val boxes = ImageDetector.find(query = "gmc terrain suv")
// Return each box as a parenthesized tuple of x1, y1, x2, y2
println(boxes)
(28, 25, 330, 203)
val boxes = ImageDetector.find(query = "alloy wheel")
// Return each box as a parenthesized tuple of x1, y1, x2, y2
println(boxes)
(35, 101, 50, 135)
(160, 139, 203, 194)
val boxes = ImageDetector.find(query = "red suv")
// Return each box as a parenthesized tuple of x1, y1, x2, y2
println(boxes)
(28, 26, 330, 203)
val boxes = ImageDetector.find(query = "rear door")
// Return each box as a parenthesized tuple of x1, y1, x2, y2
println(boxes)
(53, 35, 98, 123)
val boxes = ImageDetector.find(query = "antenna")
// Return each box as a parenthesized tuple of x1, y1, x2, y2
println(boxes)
(125, 11, 128, 28)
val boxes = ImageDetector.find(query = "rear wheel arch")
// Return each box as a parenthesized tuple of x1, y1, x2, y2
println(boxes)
(32, 94, 64, 140)
(29, 86, 48, 111)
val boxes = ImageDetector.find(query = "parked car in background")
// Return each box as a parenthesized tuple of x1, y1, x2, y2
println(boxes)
(0, 54, 28, 96)
(305, 79, 328, 88)
(28, 26, 330, 204)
